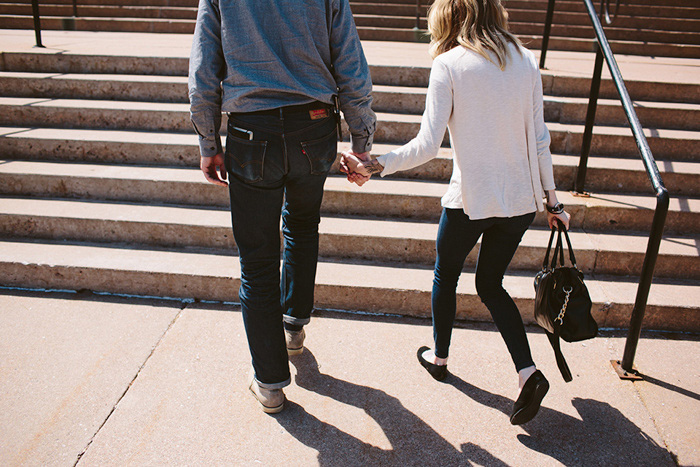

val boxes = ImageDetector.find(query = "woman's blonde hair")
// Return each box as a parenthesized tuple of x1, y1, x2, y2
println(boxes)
(427, 0, 521, 69)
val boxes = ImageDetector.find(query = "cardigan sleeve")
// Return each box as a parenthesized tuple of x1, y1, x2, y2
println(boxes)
(532, 65, 556, 191)
(376, 58, 453, 176)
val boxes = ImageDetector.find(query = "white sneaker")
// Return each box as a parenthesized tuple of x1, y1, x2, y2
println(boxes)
(285, 328, 305, 356)
(248, 374, 285, 414)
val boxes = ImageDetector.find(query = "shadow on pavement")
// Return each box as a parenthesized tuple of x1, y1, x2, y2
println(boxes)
(448, 374, 673, 465)
(274, 350, 672, 466)
(638, 374, 700, 402)
(275, 350, 509, 466)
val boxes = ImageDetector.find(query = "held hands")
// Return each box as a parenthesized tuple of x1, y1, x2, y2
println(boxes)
(201, 153, 228, 187)
(340, 151, 371, 186)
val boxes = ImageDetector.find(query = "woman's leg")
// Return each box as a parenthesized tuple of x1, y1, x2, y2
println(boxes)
(474, 212, 536, 372)
(432, 208, 486, 359)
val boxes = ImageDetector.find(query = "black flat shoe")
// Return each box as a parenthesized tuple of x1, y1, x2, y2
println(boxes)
(417, 346, 448, 381)
(510, 370, 549, 425)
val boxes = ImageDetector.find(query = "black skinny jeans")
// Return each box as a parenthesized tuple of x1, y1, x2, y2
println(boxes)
(432, 208, 536, 372)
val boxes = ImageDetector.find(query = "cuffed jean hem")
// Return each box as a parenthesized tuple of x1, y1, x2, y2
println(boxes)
(283, 315, 311, 326)
(255, 376, 291, 390)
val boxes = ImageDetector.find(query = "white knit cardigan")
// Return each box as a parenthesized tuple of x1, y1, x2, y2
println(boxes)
(376, 43, 556, 220)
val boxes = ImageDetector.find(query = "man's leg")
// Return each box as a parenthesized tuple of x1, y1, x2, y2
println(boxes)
(226, 112, 290, 389)
(280, 113, 337, 334)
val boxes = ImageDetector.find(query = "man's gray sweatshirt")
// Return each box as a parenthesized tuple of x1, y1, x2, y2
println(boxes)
(188, 0, 376, 157)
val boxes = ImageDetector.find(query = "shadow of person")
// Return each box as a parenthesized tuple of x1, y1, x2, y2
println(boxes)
(447, 374, 674, 465)
(274, 350, 509, 466)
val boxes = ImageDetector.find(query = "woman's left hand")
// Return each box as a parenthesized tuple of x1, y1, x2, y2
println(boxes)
(547, 210, 570, 230)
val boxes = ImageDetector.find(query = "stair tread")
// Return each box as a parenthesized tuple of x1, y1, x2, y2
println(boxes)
(2, 196, 698, 259)
(1, 160, 697, 211)
(0, 238, 697, 310)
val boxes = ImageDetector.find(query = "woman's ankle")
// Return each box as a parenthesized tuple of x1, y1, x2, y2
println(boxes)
(422, 348, 448, 366)
(518, 365, 537, 389)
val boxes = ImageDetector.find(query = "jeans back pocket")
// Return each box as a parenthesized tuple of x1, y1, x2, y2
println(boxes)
(300, 126, 338, 175)
(225, 134, 268, 183)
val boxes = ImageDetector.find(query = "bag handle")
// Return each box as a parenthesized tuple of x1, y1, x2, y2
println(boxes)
(542, 227, 557, 270)
(550, 227, 564, 270)
(556, 219, 578, 268)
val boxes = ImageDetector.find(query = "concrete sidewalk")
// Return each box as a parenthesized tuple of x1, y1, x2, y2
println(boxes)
(1, 289, 698, 466)
(2, 29, 700, 85)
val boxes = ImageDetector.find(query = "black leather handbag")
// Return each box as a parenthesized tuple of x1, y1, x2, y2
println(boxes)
(534, 221, 597, 382)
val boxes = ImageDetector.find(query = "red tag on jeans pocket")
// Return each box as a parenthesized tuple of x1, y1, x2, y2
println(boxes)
(309, 109, 329, 120)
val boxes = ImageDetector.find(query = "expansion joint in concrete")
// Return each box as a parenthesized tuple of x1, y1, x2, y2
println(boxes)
(72, 305, 186, 466)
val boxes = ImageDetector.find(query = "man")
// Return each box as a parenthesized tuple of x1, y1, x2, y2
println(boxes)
(188, 0, 376, 413)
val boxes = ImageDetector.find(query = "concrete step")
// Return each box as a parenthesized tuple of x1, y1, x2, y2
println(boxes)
(2, 196, 697, 279)
(2, 127, 697, 196)
(2, 14, 698, 58)
(2, 73, 697, 131)
(503, 0, 700, 14)
(1, 98, 697, 161)
(352, 12, 700, 43)
(0, 4, 198, 19)
(0, 15, 197, 34)
(506, 9, 700, 33)
(1, 0, 199, 5)
(3, 51, 698, 105)
(0, 238, 697, 331)
(509, 21, 700, 45)
(358, 28, 700, 58)
(0, 161, 697, 234)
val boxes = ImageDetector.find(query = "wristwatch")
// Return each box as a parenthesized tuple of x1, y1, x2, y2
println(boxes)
(546, 202, 565, 214)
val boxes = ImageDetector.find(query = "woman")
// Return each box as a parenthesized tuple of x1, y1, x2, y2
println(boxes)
(343, 0, 570, 425)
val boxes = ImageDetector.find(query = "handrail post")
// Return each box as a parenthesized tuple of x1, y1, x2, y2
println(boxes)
(31, 0, 44, 48)
(619, 189, 669, 373)
(574, 44, 604, 193)
(73, 0, 78, 18)
(539, 0, 556, 69)
(415, 0, 422, 30)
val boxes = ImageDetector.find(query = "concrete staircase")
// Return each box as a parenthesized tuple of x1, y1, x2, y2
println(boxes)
(0, 28, 699, 332)
(1, 0, 700, 57)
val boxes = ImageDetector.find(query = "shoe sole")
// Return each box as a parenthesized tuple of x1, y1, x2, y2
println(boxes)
(287, 346, 303, 356)
(248, 382, 285, 414)
(510, 379, 550, 425)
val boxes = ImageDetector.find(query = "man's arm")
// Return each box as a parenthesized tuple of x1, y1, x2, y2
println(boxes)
(189, 0, 226, 163)
(329, 0, 376, 155)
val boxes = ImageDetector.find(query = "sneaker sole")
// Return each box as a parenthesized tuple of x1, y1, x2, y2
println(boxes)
(287, 346, 304, 356)
(510, 379, 550, 425)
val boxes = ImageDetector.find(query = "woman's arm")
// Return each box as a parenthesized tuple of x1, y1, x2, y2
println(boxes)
(372, 57, 454, 177)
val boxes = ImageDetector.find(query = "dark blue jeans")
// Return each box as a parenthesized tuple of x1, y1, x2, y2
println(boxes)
(225, 103, 337, 388)
(432, 208, 536, 372)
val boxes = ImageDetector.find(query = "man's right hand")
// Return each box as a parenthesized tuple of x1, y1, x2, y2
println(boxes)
(201, 153, 228, 187)
(339, 150, 371, 186)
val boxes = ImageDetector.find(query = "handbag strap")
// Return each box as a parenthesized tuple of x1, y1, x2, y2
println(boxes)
(546, 330, 573, 382)
(550, 227, 565, 270)
(556, 219, 578, 268)
(542, 227, 557, 270)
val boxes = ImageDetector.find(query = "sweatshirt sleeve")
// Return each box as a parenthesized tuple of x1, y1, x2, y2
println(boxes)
(532, 65, 556, 191)
(329, 0, 376, 154)
(188, 0, 226, 158)
(376, 58, 452, 176)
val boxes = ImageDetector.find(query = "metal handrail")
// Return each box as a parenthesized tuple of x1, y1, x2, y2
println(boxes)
(540, 0, 669, 379)
(30, 0, 79, 47)
(601, 0, 622, 25)
(31, 0, 43, 48)
(414, 0, 422, 30)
